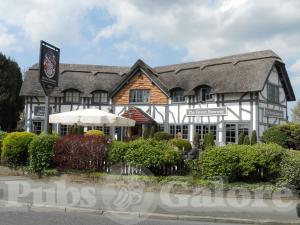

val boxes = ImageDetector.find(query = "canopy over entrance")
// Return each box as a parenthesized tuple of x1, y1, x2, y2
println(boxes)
(49, 108, 135, 127)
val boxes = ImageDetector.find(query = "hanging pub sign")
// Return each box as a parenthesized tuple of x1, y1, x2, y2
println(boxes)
(39, 40, 60, 96)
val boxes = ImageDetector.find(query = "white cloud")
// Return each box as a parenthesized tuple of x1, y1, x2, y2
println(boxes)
(0, 0, 103, 47)
(0, 23, 18, 52)
(95, 0, 300, 61)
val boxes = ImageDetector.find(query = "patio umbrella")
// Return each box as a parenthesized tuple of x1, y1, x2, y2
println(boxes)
(49, 108, 135, 127)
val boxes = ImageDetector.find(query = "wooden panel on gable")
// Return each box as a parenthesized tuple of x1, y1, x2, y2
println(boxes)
(113, 72, 168, 105)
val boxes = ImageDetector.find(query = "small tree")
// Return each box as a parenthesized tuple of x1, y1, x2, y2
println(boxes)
(243, 135, 250, 145)
(251, 130, 257, 145)
(238, 132, 245, 145)
(203, 133, 215, 150)
(291, 100, 300, 122)
(193, 133, 201, 148)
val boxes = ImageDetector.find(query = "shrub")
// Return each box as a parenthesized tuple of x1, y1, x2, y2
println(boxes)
(203, 133, 214, 150)
(193, 133, 201, 148)
(243, 135, 250, 145)
(53, 134, 108, 170)
(124, 139, 181, 169)
(185, 159, 202, 177)
(28, 133, 58, 175)
(153, 131, 173, 141)
(0, 132, 7, 155)
(261, 126, 288, 148)
(251, 130, 257, 145)
(170, 138, 192, 152)
(200, 143, 286, 182)
(279, 150, 300, 191)
(1, 132, 36, 168)
(238, 132, 245, 145)
(85, 130, 105, 136)
(70, 126, 84, 134)
(279, 123, 300, 150)
(109, 141, 130, 163)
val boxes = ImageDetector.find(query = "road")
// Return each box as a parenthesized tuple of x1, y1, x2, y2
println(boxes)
(0, 206, 243, 225)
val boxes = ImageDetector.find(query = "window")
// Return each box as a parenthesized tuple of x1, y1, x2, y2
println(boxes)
(170, 124, 189, 139)
(92, 91, 108, 104)
(195, 124, 217, 140)
(238, 124, 249, 136)
(32, 121, 42, 134)
(94, 126, 110, 135)
(64, 90, 80, 103)
(171, 88, 185, 103)
(60, 125, 69, 136)
(226, 124, 236, 144)
(267, 83, 279, 103)
(129, 89, 149, 103)
(195, 86, 214, 102)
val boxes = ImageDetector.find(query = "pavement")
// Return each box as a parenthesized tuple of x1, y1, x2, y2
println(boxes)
(0, 175, 299, 225)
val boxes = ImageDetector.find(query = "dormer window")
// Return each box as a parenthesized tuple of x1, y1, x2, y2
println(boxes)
(64, 90, 80, 103)
(92, 91, 108, 104)
(195, 86, 214, 102)
(171, 88, 185, 103)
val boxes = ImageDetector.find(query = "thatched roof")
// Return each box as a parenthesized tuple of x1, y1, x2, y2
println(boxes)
(20, 50, 295, 101)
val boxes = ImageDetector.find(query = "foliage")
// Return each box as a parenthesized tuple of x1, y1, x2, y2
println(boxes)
(28, 133, 58, 175)
(153, 131, 173, 141)
(170, 138, 192, 152)
(193, 133, 201, 148)
(0, 131, 7, 154)
(0, 53, 24, 131)
(1, 132, 36, 168)
(251, 130, 257, 145)
(185, 159, 202, 177)
(53, 134, 108, 170)
(143, 126, 150, 139)
(243, 135, 250, 145)
(203, 133, 215, 150)
(124, 139, 181, 169)
(261, 126, 288, 148)
(279, 150, 300, 191)
(200, 144, 286, 182)
(85, 130, 104, 136)
(238, 132, 245, 145)
(109, 141, 130, 163)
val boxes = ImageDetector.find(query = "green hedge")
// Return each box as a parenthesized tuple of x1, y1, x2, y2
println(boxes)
(0, 132, 7, 155)
(200, 144, 286, 182)
(261, 126, 288, 148)
(1, 132, 36, 168)
(203, 133, 215, 150)
(153, 131, 173, 141)
(170, 139, 192, 152)
(124, 139, 181, 168)
(28, 133, 58, 175)
(279, 150, 300, 191)
(109, 141, 130, 163)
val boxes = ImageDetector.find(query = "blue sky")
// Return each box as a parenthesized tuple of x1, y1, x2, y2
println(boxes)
(1, 0, 300, 114)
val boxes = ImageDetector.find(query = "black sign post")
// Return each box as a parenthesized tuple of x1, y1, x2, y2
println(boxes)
(39, 41, 60, 134)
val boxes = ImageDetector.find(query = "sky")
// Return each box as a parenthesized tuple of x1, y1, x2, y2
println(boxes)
(0, 0, 300, 114)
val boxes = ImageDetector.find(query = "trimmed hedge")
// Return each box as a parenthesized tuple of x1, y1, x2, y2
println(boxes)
(170, 138, 192, 152)
(243, 135, 250, 145)
(153, 131, 173, 141)
(53, 134, 108, 170)
(279, 150, 300, 191)
(124, 139, 181, 169)
(28, 133, 58, 175)
(251, 130, 257, 145)
(200, 144, 286, 182)
(85, 130, 105, 136)
(0, 132, 7, 155)
(1, 132, 36, 168)
(238, 132, 245, 145)
(109, 141, 130, 163)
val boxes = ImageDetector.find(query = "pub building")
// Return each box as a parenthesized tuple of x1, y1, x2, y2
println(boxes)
(20, 50, 295, 145)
